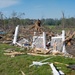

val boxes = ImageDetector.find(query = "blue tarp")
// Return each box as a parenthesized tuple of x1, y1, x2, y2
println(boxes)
(0, 31, 6, 34)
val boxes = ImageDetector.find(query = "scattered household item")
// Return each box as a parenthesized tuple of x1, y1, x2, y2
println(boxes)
(29, 57, 52, 67)
(49, 63, 65, 75)
(67, 64, 75, 70)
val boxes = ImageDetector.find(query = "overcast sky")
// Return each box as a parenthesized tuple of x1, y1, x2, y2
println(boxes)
(0, 0, 75, 19)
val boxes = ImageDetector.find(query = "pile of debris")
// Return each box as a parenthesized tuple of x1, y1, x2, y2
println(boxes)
(0, 19, 75, 57)
(12, 24, 66, 56)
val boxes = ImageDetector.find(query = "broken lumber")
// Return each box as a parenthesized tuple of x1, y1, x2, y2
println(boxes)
(65, 31, 75, 45)
(52, 51, 63, 55)
(4, 51, 25, 57)
(33, 48, 53, 54)
(21, 70, 26, 75)
(27, 53, 51, 57)
(54, 62, 68, 66)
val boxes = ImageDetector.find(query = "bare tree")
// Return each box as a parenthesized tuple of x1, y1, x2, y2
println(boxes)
(17, 12, 25, 25)
(0, 12, 3, 29)
(10, 11, 18, 28)
(61, 11, 65, 28)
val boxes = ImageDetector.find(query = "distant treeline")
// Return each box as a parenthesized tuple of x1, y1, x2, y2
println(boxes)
(0, 11, 75, 30)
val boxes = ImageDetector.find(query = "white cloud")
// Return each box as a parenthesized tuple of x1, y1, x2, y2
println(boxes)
(0, 0, 20, 8)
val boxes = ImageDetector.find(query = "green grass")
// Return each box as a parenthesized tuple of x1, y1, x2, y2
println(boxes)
(46, 25, 75, 34)
(47, 25, 56, 29)
(0, 44, 75, 75)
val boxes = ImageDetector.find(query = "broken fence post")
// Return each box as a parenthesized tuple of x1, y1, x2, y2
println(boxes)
(13, 25, 19, 44)
(62, 30, 66, 53)
(43, 32, 46, 49)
